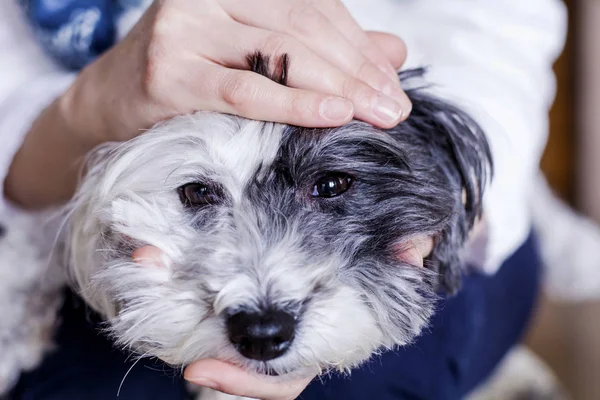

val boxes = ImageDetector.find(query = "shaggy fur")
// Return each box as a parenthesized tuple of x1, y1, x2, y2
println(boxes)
(0, 213, 64, 394)
(62, 60, 492, 379)
(0, 58, 496, 397)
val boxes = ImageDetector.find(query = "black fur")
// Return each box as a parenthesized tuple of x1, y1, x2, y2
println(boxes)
(64, 51, 495, 372)
(246, 52, 492, 294)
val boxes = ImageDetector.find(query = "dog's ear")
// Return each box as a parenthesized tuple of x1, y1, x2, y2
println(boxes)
(394, 68, 493, 293)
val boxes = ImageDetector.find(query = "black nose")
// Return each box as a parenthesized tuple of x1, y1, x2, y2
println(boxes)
(226, 310, 296, 361)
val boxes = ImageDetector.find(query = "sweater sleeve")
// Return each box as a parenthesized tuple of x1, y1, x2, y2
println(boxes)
(0, 0, 76, 214)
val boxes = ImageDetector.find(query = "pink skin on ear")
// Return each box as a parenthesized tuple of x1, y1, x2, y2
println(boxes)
(132, 245, 166, 268)
(392, 236, 434, 268)
(132, 238, 434, 269)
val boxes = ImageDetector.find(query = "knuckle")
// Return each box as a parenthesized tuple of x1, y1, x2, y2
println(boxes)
(288, 93, 313, 120)
(339, 75, 359, 99)
(354, 58, 372, 79)
(261, 33, 289, 56)
(343, 79, 374, 109)
(354, 59, 388, 91)
(287, 3, 325, 36)
(220, 75, 253, 111)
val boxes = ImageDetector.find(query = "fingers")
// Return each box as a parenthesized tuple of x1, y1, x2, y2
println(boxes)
(312, 0, 402, 81)
(184, 359, 313, 400)
(366, 31, 408, 71)
(220, 0, 398, 87)
(187, 64, 354, 127)
(140, 0, 412, 130)
(217, 0, 410, 125)
(203, 25, 406, 127)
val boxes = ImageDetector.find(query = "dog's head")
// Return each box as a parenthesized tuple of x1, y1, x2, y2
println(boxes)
(64, 59, 491, 378)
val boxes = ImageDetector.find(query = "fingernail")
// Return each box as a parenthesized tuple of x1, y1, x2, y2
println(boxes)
(186, 377, 219, 390)
(372, 94, 402, 123)
(382, 83, 412, 119)
(320, 97, 354, 122)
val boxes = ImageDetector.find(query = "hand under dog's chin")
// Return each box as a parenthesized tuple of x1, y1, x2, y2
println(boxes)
(254, 366, 316, 380)
(64, 67, 492, 386)
(237, 362, 345, 382)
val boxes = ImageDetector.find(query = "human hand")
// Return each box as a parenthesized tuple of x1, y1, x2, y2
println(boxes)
(131, 236, 432, 400)
(62, 0, 410, 148)
(129, 237, 433, 400)
(185, 359, 313, 400)
(7, 0, 410, 208)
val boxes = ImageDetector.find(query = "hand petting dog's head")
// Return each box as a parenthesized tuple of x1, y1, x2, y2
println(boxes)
(64, 54, 491, 378)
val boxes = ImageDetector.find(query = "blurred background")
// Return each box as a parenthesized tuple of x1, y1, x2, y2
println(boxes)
(525, 0, 600, 399)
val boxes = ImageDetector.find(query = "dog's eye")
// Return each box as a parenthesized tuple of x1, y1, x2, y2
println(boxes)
(311, 174, 353, 198)
(178, 183, 222, 207)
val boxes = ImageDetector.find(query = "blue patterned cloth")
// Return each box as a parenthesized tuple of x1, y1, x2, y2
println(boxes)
(18, 0, 143, 70)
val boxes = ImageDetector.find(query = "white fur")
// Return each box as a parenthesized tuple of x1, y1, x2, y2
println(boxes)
(59, 112, 431, 381)
(0, 111, 571, 399)
(0, 211, 64, 393)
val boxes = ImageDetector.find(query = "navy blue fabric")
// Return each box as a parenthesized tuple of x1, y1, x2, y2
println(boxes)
(11, 293, 190, 400)
(11, 233, 540, 400)
(302, 233, 541, 400)
(18, 0, 125, 69)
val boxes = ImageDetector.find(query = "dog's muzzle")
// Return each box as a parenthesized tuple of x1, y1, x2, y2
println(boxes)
(226, 309, 297, 361)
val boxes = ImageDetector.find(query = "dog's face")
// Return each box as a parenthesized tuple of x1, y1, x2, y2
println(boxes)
(65, 69, 491, 378)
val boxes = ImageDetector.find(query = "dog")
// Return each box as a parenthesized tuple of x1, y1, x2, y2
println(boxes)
(1, 55, 498, 398)
(64, 55, 491, 381)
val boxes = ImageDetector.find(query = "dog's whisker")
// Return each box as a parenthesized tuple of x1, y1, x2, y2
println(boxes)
(117, 351, 150, 397)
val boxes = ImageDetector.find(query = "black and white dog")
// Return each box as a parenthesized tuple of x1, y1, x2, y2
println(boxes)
(64, 54, 491, 378)
(1, 55, 505, 398)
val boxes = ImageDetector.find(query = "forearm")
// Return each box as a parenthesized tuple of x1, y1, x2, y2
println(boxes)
(4, 95, 94, 209)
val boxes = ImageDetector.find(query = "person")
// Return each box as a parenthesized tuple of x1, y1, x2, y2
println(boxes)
(0, 0, 567, 399)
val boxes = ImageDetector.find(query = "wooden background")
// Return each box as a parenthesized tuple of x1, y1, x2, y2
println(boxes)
(540, 0, 576, 202)
(524, 1, 600, 398)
